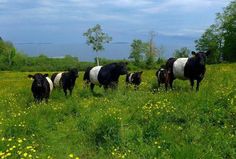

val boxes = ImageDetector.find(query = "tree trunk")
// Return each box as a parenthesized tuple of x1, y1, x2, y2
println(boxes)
(96, 52, 99, 66)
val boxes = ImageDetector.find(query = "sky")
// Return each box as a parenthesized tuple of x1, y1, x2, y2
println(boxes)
(0, 0, 233, 60)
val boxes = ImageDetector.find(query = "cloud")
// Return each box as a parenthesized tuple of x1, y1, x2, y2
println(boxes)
(141, 0, 232, 14)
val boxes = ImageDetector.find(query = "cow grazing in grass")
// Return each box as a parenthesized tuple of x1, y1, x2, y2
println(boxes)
(156, 65, 169, 91)
(28, 73, 53, 103)
(51, 68, 78, 96)
(83, 62, 128, 91)
(165, 51, 210, 91)
(126, 71, 143, 90)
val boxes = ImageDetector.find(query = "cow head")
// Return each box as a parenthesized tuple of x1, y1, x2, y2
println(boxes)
(68, 68, 79, 78)
(28, 73, 48, 88)
(133, 71, 143, 83)
(117, 62, 128, 75)
(192, 50, 210, 66)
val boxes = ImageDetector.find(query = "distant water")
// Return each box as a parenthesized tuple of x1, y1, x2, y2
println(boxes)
(15, 43, 131, 61)
(14, 36, 196, 61)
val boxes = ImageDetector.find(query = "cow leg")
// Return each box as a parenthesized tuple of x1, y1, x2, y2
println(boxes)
(63, 88, 67, 96)
(196, 79, 201, 91)
(45, 98, 48, 103)
(157, 80, 161, 91)
(165, 82, 168, 91)
(103, 85, 108, 91)
(69, 88, 73, 96)
(190, 79, 194, 90)
(90, 83, 95, 92)
(169, 79, 174, 90)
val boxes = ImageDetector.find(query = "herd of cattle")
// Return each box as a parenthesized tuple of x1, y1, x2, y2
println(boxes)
(28, 50, 210, 103)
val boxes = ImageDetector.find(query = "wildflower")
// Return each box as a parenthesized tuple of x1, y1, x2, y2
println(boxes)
(69, 154, 74, 158)
(23, 152, 28, 157)
(18, 139, 23, 143)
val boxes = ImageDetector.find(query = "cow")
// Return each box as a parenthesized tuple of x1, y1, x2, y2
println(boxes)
(83, 62, 128, 92)
(28, 73, 53, 103)
(165, 50, 210, 91)
(156, 65, 169, 91)
(83, 66, 93, 88)
(126, 71, 143, 90)
(51, 68, 78, 96)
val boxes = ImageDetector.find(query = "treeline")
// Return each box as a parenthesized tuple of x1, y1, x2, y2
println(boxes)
(195, 1, 236, 64)
(0, 38, 90, 71)
(0, 37, 164, 72)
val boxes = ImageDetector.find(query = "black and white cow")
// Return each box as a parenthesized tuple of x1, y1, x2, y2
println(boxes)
(165, 51, 210, 91)
(156, 65, 169, 91)
(28, 73, 53, 103)
(51, 68, 78, 96)
(83, 62, 128, 91)
(126, 71, 143, 90)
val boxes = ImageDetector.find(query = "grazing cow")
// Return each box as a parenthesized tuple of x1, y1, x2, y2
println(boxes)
(166, 50, 210, 91)
(156, 65, 169, 91)
(126, 71, 143, 90)
(28, 73, 53, 103)
(83, 62, 128, 91)
(51, 68, 78, 96)
(83, 66, 93, 88)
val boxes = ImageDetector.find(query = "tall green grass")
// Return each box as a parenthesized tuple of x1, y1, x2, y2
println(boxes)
(0, 63, 236, 158)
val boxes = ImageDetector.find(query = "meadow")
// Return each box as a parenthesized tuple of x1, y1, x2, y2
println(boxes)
(0, 63, 236, 159)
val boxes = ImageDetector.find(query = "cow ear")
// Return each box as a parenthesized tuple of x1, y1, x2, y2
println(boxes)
(191, 51, 196, 56)
(206, 50, 211, 56)
(43, 74, 48, 77)
(28, 75, 34, 79)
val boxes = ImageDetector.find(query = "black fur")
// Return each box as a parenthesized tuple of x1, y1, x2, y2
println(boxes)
(126, 71, 143, 90)
(28, 73, 50, 103)
(156, 66, 169, 91)
(52, 68, 78, 96)
(166, 50, 210, 91)
(83, 66, 92, 87)
(86, 62, 128, 91)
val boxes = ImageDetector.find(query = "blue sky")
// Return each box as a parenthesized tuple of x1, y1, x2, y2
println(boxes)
(0, 0, 232, 59)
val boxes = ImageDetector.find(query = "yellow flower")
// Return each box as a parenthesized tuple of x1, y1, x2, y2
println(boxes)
(18, 139, 23, 143)
(69, 154, 74, 158)
(23, 152, 28, 157)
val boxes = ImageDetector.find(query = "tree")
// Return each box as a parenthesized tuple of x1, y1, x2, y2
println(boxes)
(0, 40, 16, 67)
(145, 31, 158, 68)
(220, 1, 236, 61)
(129, 39, 146, 65)
(173, 47, 190, 58)
(83, 24, 112, 66)
(195, 1, 236, 62)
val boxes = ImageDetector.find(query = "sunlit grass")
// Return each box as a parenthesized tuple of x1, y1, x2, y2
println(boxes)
(0, 63, 236, 158)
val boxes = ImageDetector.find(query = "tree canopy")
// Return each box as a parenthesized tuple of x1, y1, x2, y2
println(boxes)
(83, 24, 112, 66)
(195, 1, 236, 63)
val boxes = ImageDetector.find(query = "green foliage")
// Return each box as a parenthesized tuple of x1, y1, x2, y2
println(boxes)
(0, 63, 236, 158)
(129, 39, 146, 65)
(173, 47, 190, 58)
(129, 32, 164, 69)
(83, 24, 112, 66)
(195, 1, 236, 63)
(0, 39, 16, 69)
(195, 24, 222, 64)
(221, 1, 236, 62)
(145, 31, 158, 69)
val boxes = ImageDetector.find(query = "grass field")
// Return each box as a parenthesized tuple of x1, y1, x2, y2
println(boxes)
(0, 63, 236, 159)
